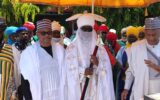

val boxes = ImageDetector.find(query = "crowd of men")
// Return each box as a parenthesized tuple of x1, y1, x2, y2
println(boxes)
(0, 12, 160, 100)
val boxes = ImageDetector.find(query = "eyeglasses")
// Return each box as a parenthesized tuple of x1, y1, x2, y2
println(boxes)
(39, 31, 52, 36)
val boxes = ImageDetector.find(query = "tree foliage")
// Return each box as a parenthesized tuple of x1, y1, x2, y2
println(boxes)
(74, 3, 160, 36)
(0, 0, 40, 25)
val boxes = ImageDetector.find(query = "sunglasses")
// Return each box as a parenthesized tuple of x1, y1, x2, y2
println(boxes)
(39, 31, 52, 36)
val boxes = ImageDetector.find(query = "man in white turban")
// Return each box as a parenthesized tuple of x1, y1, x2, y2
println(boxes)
(65, 13, 115, 100)
(52, 21, 71, 48)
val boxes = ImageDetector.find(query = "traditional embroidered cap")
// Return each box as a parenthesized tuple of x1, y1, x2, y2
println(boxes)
(145, 17, 160, 29)
(36, 19, 52, 31)
(51, 21, 61, 31)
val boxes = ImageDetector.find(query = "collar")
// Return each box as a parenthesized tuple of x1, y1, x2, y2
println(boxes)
(146, 40, 160, 49)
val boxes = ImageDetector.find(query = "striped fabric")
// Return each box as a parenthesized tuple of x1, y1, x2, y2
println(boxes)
(0, 44, 14, 100)
(36, 19, 52, 31)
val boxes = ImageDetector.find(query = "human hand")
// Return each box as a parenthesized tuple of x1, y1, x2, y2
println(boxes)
(90, 55, 99, 66)
(85, 68, 93, 76)
(121, 89, 129, 100)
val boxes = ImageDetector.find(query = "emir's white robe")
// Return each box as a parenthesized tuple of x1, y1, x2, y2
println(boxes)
(65, 42, 115, 100)
(20, 40, 65, 100)
(125, 39, 160, 100)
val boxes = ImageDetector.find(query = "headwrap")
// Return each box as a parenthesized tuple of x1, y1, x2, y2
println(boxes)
(126, 26, 139, 48)
(36, 19, 52, 31)
(137, 26, 144, 33)
(23, 22, 35, 31)
(145, 17, 160, 29)
(121, 27, 127, 35)
(66, 12, 106, 28)
(51, 21, 61, 31)
(126, 26, 139, 37)
(98, 24, 109, 32)
(106, 32, 117, 42)
(106, 32, 120, 55)
(4, 26, 18, 36)
(4, 26, 18, 45)
(77, 14, 95, 28)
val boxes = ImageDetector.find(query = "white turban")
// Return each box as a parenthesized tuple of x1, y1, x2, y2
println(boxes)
(51, 21, 61, 31)
(77, 14, 95, 28)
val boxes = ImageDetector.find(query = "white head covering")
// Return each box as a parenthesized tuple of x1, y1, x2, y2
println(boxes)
(51, 21, 61, 31)
(73, 14, 98, 67)
(66, 13, 106, 67)
(77, 14, 95, 28)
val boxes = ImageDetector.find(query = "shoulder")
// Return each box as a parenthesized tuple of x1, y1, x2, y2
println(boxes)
(21, 42, 38, 56)
(3, 44, 13, 52)
(0, 44, 14, 63)
(131, 39, 146, 48)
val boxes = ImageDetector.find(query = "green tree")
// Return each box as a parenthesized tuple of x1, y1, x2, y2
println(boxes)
(0, 0, 40, 25)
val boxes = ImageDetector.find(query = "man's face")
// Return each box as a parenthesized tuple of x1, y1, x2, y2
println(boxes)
(10, 31, 30, 42)
(145, 29, 160, 45)
(37, 28, 53, 47)
(52, 30, 60, 38)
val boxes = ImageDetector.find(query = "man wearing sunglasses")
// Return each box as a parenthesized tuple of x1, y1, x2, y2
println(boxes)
(19, 19, 65, 100)
(65, 13, 115, 100)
